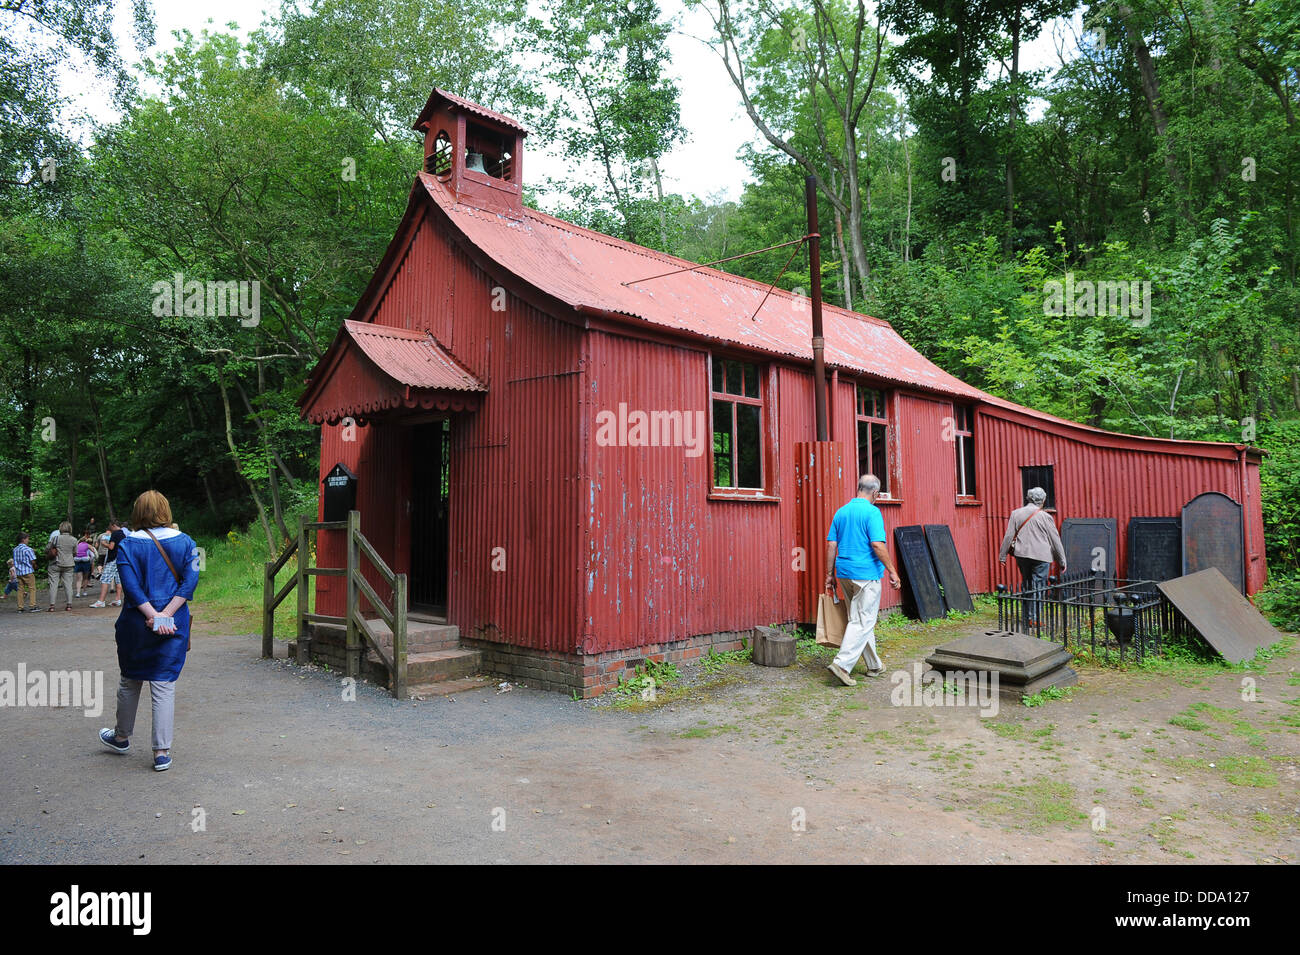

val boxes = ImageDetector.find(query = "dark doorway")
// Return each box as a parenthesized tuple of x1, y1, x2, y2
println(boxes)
(410, 419, 450, 613)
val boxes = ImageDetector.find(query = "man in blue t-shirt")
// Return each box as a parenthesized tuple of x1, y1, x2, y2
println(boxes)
(824, 474, 901, 686)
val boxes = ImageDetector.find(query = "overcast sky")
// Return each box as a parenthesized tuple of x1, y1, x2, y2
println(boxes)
(55, 0, 1088, 204)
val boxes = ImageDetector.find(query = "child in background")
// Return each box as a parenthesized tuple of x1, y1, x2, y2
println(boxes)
(74, 535, 95, 598)
(2, 558, 16, 599)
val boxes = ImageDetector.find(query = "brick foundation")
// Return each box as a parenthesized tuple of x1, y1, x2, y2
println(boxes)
(462, 629, 754, 698)
(294, 625, 386, 683)
(295, 622, 772, 698)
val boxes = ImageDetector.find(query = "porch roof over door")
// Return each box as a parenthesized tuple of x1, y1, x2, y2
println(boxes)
(299, 320, 487, 425)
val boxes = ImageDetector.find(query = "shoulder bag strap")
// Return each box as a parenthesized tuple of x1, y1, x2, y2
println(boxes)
(1010, 506, 1043, 546)
(143, 529, 183, 585)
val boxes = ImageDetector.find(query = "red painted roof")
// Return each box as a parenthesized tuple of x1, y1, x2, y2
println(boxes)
(414, 174, 1255, 456)
(345, 320, 486, 391)
(418, 174, 985, 401)
(413, 88, 530, 135)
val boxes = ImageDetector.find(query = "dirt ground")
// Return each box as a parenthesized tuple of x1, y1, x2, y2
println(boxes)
(1, 599, 1296, 864)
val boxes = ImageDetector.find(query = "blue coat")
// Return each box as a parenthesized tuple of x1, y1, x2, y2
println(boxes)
(114, 528, 201, 681)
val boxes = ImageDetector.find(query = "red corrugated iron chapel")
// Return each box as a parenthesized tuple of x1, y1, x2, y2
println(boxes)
(299, 90, 1267, 696)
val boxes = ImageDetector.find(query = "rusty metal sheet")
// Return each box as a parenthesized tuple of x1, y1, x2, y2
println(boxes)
(795, 440, 848, 623)
(345, 321, 486, 391)
(894, 525, 946, 622)
(1127, 517, 1181, 583)
(420, 176, 987, 400)
(923, 524, 974, 613)
(1061, 518, 1117, 576)
(1182, 492, 1244, 594)
(1158, 569, 1281, 663)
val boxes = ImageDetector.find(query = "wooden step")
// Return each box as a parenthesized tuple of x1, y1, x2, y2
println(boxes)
(363, 617, 460, 652)
(365, 647, 481, 686)
(407, 676, 494, 699)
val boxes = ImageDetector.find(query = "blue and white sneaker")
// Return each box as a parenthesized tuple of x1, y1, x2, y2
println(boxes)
(99, 728, 129, 754)
(153, 753, 172, 772)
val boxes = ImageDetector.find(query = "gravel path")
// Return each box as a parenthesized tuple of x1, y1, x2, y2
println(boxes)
(2, 602, 1295, 863)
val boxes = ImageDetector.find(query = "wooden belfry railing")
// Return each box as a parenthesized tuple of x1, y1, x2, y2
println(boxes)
(262, 510, 409, 698)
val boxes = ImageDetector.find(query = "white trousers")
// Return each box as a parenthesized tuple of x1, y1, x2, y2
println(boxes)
(832, 578, 883, 673)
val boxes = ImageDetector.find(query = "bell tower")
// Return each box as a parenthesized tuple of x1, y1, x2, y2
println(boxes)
(413, 89, 527, 220)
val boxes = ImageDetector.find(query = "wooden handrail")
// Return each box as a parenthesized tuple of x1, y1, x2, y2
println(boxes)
(355, 573, 394, 630)
(268, 537, 299, 576)
(354, 532, 397, 586)
(264, 509, 407, 699)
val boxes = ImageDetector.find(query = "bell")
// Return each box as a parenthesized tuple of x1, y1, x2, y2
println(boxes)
(465, 151, 487, 174)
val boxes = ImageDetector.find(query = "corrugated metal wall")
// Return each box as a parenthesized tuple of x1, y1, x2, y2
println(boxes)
(313, 220, 585, 650)
(581, 334, 807, 653)
(794, 441, 846, 622)
(976, 408, 1263, 593)
(312, 216, 1267, 654)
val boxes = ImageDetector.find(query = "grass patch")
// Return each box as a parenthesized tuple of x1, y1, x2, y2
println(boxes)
(194, 527, 313, 636)
(987, 721, 1024, 739)
(1022, 685, 1074, 707)
(676, 722, 739, 739)
(1170, 755, 1278, 787)
(1169, 703, 1265, 747)
(977, 778, 1084, 831)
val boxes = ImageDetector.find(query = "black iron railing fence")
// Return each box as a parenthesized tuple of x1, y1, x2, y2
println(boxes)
(995, 569, 1195, 663)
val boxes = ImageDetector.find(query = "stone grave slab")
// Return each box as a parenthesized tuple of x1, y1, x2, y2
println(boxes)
(1158, 568, 1280, 663)
(894, 524, 946, 622)
(923, 524, 974, 613)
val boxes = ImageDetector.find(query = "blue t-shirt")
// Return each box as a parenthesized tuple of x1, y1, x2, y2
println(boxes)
(827, 498, 886, 580)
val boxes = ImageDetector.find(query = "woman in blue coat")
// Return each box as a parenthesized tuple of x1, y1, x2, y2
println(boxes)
(98, 490, 200, 772)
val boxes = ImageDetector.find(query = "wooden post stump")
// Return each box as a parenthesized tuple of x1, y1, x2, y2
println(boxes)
(752, 626, 797, 667)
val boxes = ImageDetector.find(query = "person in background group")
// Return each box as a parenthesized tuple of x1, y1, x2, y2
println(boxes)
(74, 534, 95, 598)
(2, 558, 16, 600)
(90, 519, 125, 608)
(12, 533, 38, 612)
(99, 491, 200, 772)
(95, 527, 110, 578)
(47, 521, 77, 612)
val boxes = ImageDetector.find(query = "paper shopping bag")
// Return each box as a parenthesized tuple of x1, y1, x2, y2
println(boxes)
(816, 593, 847, 647)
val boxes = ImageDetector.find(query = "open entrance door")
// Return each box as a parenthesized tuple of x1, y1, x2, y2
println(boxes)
(409, 419, 450, 614)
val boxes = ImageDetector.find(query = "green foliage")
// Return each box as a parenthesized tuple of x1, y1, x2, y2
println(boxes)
(614, 658, 681, 696)
(1256, 577, 1300, 632)
(1022, 685, 1073, 707)
(700, 645, 753, 674)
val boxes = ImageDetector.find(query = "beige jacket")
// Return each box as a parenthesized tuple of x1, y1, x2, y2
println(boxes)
(998, 505, 1067, 567)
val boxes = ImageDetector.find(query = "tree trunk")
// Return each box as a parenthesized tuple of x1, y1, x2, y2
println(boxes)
(836, 211, 854, 311)
(184, 395, 221, 519)
(902, 111, 913, 263)
(86, 391, 116, 524)
(1005, 2, 1021, 251)
(66, 422, 80, 524)
(1118, 5, 1191, 221)
(217, 368, 275, 551)
(18, 349, 36, 524)
(650, 155, 668, 250)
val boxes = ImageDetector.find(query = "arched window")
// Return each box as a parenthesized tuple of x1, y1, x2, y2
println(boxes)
(425, 130, 453, 179)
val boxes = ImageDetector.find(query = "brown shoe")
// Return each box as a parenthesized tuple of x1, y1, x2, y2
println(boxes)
(827, 663, 857, 687)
